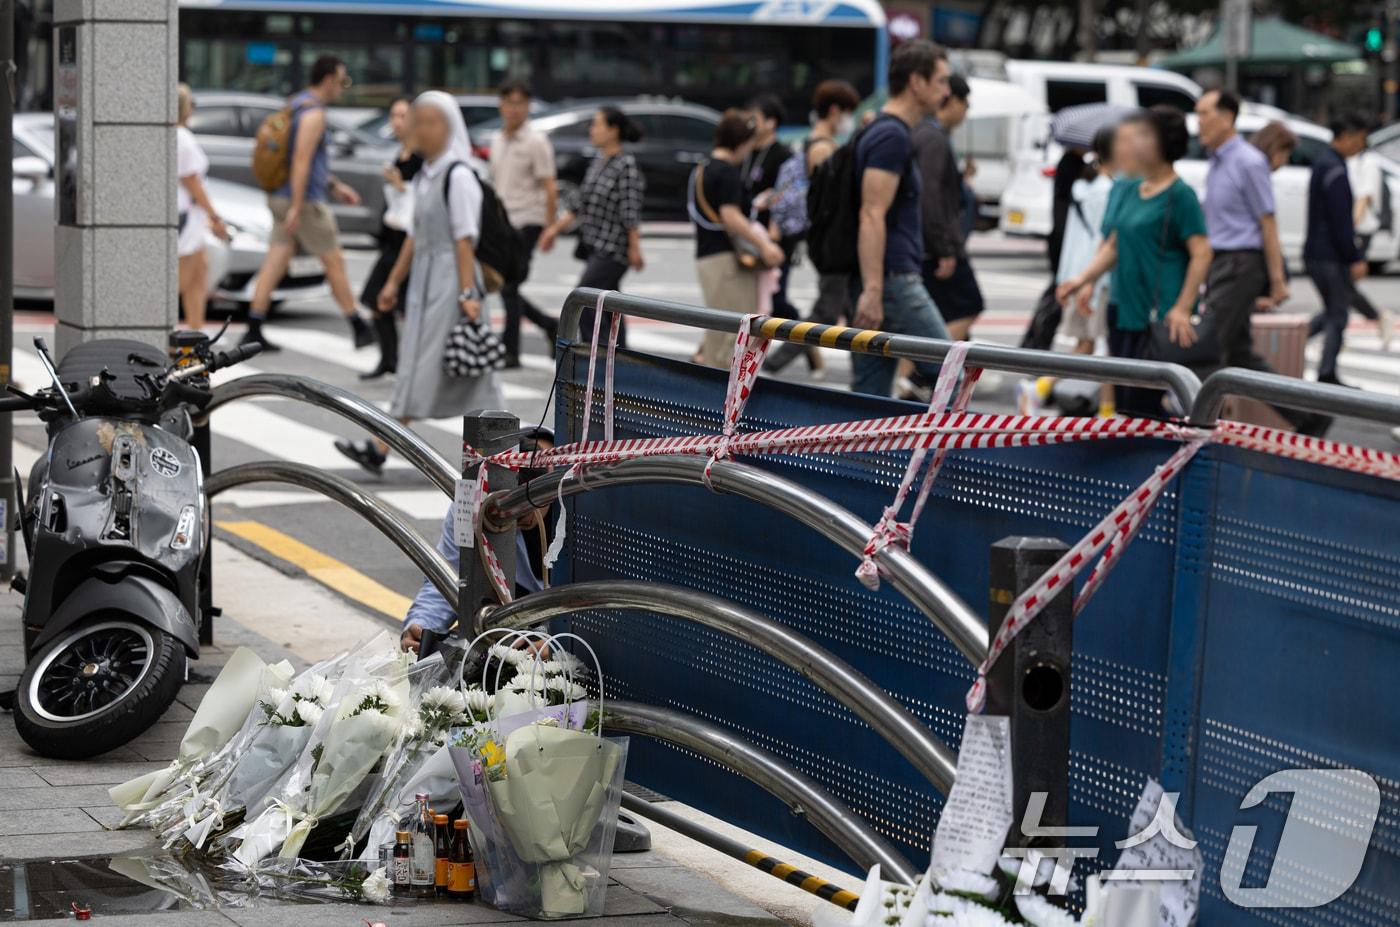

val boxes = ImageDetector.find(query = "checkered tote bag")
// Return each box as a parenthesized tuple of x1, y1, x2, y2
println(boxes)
(443, 317, 508, 378)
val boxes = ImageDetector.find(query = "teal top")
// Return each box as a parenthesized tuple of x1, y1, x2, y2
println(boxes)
(1101, 177, 1207, 331)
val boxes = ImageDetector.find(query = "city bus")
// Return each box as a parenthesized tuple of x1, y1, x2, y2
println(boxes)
(177, 0, 889, 122)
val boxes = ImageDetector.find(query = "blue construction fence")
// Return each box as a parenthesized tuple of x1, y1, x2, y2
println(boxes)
(550, 345, 1400, 925)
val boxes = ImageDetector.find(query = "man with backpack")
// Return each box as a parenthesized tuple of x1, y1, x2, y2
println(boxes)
(243, 55, 373, 352)
(849, 40, 952, 396)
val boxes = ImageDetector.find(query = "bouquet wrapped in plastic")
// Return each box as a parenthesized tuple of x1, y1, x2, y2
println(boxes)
(452, 631, 628, 918)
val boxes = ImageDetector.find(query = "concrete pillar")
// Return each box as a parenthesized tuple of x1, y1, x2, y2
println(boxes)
(52, 0, 177, 357)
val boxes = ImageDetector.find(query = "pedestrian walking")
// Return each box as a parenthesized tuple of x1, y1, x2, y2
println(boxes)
(1304, 112, 1372, 387)
(242, 54, 374, 352)
(176, 83, 229, 331)
(913, 74, 984, 342)
(335, 91, 503, 475)
(358, 96, 422, 381)
(849, 40, 953, 397)
(538, 107, 646, 346)
(490, 79, 560, 367)
(1195, 89, 1290, 364)
(687, 109, 785, 367)
(1057, 106, 1211, 417)
(1348, 138, 1394, 349)
(1249, 121, 1297, 173)
(742, 95, 797, 318)
(763, 78, 860, 375)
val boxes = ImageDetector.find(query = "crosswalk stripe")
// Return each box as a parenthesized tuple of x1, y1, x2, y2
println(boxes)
(209, 401, 416, 471)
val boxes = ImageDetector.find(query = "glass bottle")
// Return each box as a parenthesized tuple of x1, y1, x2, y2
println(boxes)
(410, 792, 435, 896)
(433, 813, 451, 894)
(447, 817, 476, 900)
(392, 829, 412, 894)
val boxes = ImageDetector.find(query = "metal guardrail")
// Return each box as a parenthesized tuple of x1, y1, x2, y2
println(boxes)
(604, 699, 919, 883)
(559, 287, 1203, 409)
(206, 374, 458, 496)
(482, 580, 958, 793)
(1189, 367, 1400, 428)
(485, 455, 988, 664)
(205, 460, 458, 609)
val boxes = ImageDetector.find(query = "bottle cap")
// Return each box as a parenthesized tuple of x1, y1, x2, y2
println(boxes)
(433, 814, 448, 824)
(396, 830, 411, 842)
(454, 818, 470, 829)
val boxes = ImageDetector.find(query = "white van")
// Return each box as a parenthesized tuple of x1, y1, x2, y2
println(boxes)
(1004, 60, 1202, 115)
(999, 63, 1203, 237)
(948, 77, 1046, 225)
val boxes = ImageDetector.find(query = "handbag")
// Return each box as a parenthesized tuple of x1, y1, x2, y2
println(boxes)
(689, 163, 765, 269)
(382, 181, 415, 231)
(443, 316, 508, 378)
(1139, 181, 1220, 369)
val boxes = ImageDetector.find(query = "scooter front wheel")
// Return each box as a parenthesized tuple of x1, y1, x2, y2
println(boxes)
(14, 618, 185, 759)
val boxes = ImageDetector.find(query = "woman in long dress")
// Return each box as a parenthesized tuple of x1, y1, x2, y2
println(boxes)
(336, 91, 503, 474)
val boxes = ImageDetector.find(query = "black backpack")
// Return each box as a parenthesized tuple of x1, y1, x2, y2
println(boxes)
(444, 162, 528, 290)
(805, 124, 870, 275)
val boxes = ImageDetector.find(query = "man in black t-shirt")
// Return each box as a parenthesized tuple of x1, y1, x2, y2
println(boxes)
(851, 40, 952, 397)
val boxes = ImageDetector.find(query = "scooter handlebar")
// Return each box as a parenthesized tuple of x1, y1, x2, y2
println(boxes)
(0, 395, 35, 413)
(208, 341, 263, 373)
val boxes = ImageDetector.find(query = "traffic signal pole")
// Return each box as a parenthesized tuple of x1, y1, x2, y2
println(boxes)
(0, 1, 15, 583)
(1388, 3, 1400, 123)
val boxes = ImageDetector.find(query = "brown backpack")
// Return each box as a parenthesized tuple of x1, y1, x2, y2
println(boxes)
(250, 101, 310, 192)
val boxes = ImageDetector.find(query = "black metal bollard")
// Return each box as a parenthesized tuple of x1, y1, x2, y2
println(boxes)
(986, 536, 1073, 847)
(459, 411, 519, 634)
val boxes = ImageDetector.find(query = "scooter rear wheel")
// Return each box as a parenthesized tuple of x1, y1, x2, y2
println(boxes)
(14, 618, 185, 759)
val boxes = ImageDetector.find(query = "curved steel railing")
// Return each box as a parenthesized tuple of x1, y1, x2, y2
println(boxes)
(559, 287, 1203, 409)
(483, 580, 958, 793)
(1189, 367, 1400, 428)
(486, 454, 988, 665)
(604, 699, 919, 883)
(206, 374, 458, 496)
(205, 460, 458, 609)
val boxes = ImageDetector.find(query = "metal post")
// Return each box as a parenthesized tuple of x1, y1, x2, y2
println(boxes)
(986, 537, 1073, 845)
(1388, 2, 1400, 123)
(459, 411, 518, 633)
(0, 0, 15, 582)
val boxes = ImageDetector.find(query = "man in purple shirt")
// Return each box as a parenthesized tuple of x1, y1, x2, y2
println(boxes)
(1197, 88, 1289, 373)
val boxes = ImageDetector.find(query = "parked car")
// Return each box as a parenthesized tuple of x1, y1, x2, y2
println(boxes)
(997, 107, 1400, 268)
(12, 113, 326, 306)
(1005, 60, 1201, 115)
(474, 98, 722, 221)
(190, 91, 399, 240)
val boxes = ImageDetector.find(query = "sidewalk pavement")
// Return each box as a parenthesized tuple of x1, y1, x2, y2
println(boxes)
(0, 539, 798, 927)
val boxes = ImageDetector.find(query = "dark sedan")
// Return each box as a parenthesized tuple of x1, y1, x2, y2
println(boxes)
(475, 99, 721, 221)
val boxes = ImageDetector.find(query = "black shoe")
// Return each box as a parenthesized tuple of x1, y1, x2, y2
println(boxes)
(502, 354, 523, 370)
(334, 439, 386, 476)
(241, 325, 280, 353)
(1317, 372, 1353, 388)
(358, 363, 394, 382)
(1292, 411, 1334, 438)
(350, 314, 376, 349)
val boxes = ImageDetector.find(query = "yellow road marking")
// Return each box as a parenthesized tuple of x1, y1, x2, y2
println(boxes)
(217, 519, 411, 619)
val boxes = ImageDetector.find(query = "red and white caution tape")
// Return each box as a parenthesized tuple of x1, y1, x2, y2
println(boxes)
(704, 313, 772, 489)
(856, 341, 981, 590)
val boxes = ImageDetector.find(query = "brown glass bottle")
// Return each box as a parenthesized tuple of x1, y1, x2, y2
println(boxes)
(392, 829, 412, 895)
(433, 813, 451, 894)
(447, 818, 476, 900)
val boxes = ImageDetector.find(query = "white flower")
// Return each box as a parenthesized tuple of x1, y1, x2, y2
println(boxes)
(463, 688, 493, 716)
(532, 716, 560, 728)
(422, 686, 467, 715)
(291, 673, 327, 703)
(401, 716, 425, 741)
(268, 687, 290, 707)
(361, 866, 392, 904)
(372, 679, 401, 709)
(487, 643, 527, 666)
(1014, 894, 1079, 927)
(295, 701, 325, 726)
(551, 650, 588, 674)
(546, 677, 587, 702)
(942, 902, 1012, 926)
(511, 673, 550, 693)
(531, 660, 572, 678)
(932, 868, 1000, 901)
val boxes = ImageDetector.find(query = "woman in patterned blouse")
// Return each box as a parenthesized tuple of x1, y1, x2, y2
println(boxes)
(539, 106, 646, 345)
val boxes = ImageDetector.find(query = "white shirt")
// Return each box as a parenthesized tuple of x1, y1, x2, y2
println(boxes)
(1056, 173, 1114, 311)
(1348, 150, 1384, 236)
(411, 155, 481, 243)
(176, 126, 208, 214)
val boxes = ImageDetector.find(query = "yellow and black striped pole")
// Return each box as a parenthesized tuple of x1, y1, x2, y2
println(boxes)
(619, 793, 861, 910)
(755, 317, 896, 358)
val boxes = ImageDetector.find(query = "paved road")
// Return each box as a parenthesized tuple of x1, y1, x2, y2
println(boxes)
(9, 232, 1400, 628)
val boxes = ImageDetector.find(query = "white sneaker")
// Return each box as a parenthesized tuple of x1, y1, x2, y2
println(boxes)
(1380, 308, 1394, 351)
(1016, 379, 1042, 416)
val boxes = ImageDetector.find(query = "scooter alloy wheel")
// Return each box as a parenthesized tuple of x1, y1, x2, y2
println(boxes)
(14, 618, 185, 759)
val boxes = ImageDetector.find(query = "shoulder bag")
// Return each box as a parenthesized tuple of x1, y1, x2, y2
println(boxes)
(1145, 181, 1220, 369)
(689, 163, 764, 269)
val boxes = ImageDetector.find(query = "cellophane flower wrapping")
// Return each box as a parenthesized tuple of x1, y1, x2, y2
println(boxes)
(230, 634, 413, 866)
(254, 857, 390, 905)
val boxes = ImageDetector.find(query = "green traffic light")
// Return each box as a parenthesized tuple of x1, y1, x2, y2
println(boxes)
(1367, 27, 1384, 53)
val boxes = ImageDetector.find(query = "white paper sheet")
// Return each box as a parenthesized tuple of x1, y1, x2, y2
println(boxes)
(931, 714, 1015, 877)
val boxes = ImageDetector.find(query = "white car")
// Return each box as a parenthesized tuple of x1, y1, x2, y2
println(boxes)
(998, 108, 1400, 268)
(947, 77, 1046, 226)
(12, 113, 327, 305)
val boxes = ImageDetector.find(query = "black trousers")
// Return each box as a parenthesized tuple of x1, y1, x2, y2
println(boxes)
(501, 224, 557, 357)
(1206, 250, 1271, 372)
(1106, 304, 1163, 418)
(1306, 259, 1356, 382)
(574, 252, 629, 348)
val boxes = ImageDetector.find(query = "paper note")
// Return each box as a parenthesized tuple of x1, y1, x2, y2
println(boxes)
(931, 714, 1015, 877)
(453, 473, 483, 548)
(1109, 777, 1202, 927)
